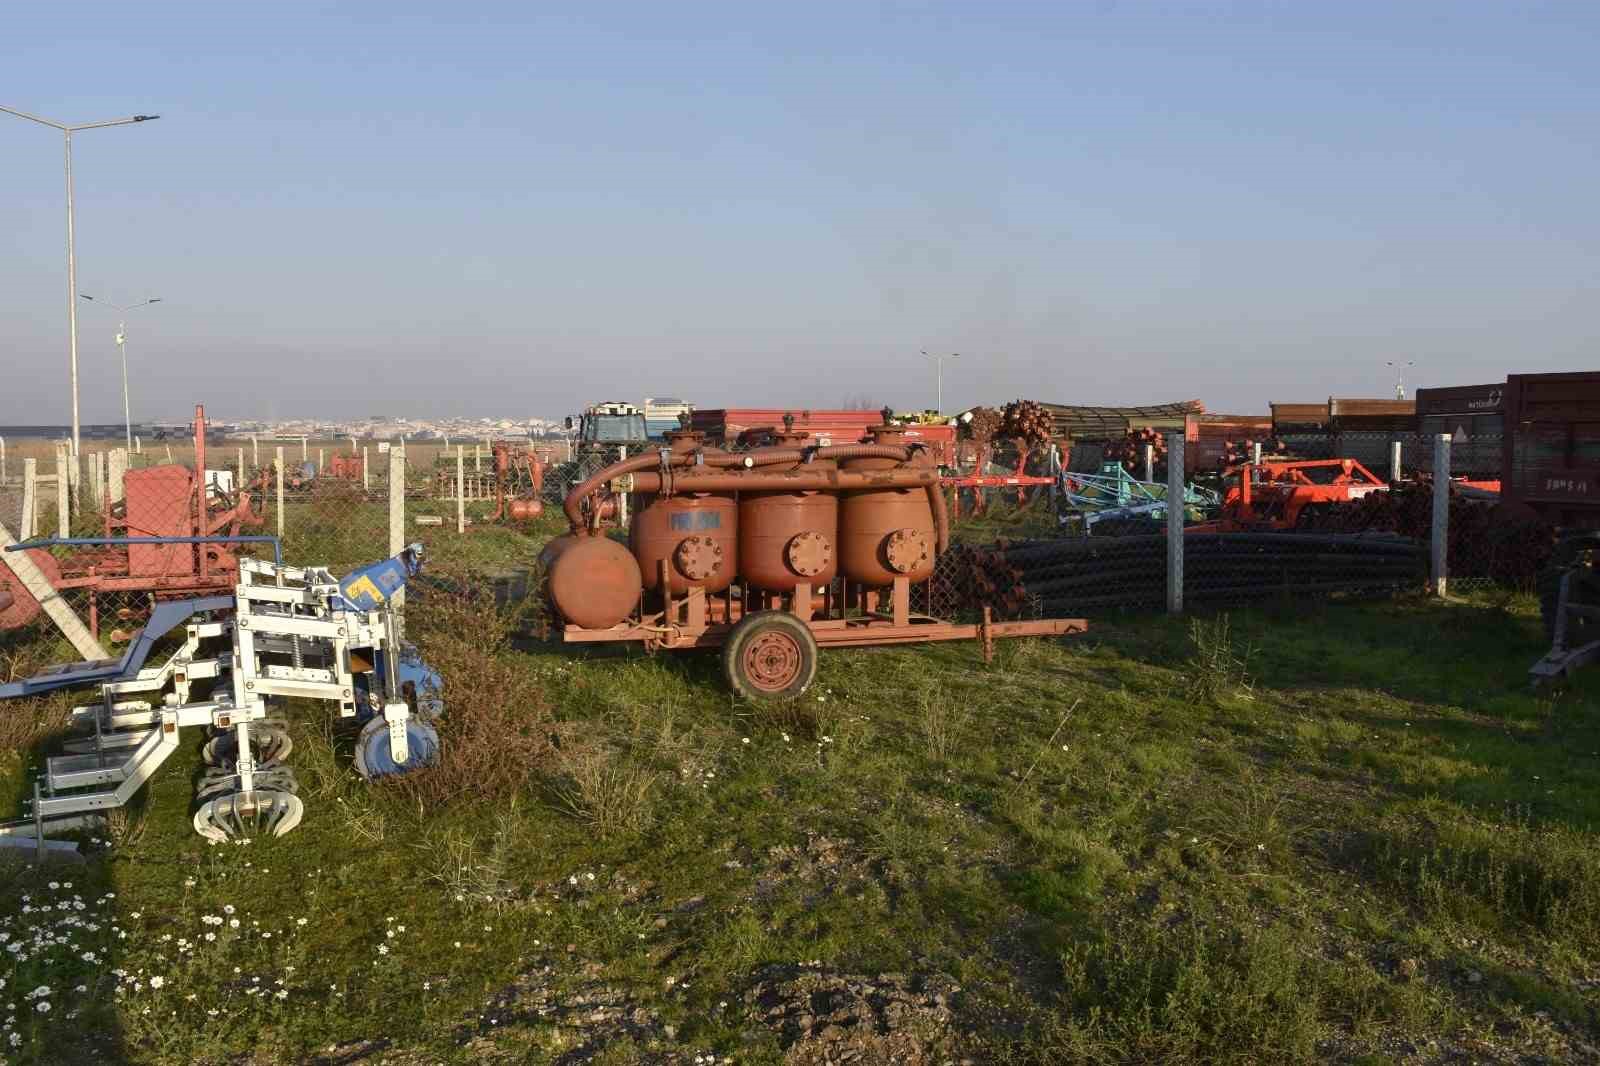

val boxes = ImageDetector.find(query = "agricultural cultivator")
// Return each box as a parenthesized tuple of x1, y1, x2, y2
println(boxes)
(1188, 459, 1390, 534)
(953, 533, 1426, 618)
(0, 404, 264, 639)
(1057, 463, 1219, 533)
(540, 421, 1085, 699)
(0, 547, 441, 855)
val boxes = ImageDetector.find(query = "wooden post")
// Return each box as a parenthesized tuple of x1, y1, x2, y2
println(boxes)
(275, 446, 286, 540)
(1432, 434, 1451, 597)
(54, 445, 70, 537)
(20, 459, 37, 541)
(0, 520, 110, 661)
(456, 446, 466, 533)
(1166, 432, 1185, 615)
(389, 445, 406, 618)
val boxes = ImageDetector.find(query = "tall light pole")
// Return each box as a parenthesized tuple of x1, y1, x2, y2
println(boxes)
(920, 350, 959, 414)
(80, 295, 162, 452)
(1386, 359, 1416, 401)
(1, 105, 160, 456)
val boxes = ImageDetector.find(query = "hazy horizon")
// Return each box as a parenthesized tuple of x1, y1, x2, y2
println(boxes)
(4, 2, 1595, 424)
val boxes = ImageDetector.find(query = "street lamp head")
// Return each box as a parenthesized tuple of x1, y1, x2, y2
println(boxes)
(79, 293, 96, 301)
(148, 298, 162, 304)
(132, 115, 160, 122)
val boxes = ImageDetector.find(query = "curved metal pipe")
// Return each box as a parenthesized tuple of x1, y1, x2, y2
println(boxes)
(625, 468, 938, 494)
(927, 480, 951, 555)
(563, 453, 662, 532)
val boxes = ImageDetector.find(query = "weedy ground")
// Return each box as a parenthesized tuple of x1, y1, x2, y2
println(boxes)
(0, 506, 1597, 1065)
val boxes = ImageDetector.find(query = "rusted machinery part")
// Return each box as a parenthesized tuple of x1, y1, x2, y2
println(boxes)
(625, 467, 950, 563)
(564, 444, 923, 533)
(0, 550, 63, 631)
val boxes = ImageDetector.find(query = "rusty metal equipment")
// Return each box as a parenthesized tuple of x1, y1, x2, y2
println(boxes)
(1494, 372, 1600, 684)
(0, 404, 264, 638)
(328, 454, 365, 480)
(542, 419, 1086, 699)
(485, 441, 545, 525)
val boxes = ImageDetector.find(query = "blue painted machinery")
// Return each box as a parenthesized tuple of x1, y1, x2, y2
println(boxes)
(1057, 462, 1220, 531)
(0, 545, 443, 855)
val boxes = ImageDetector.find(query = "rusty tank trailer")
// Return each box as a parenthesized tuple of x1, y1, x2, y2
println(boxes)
(542, 414, 1086, 699)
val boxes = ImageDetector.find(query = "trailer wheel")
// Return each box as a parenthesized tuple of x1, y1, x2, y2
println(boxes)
(723, 610, 818, 700)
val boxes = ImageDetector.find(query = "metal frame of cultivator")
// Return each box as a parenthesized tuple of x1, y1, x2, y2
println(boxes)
(1531, 535, 1600, 686)
(0, 547, 441, 858)
(1056, 463, 1220, 530)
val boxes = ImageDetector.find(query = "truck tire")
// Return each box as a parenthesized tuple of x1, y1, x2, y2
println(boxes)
(723, 610, 819, 701)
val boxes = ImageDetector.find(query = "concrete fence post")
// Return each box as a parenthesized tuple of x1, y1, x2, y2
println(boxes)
(69, 450, 81, 512)
(237, 447, 245, 493)
(251, 436, 259, 468)
(362, 447, 371, 492)
(86, 453, 100, 512)
(474, 444, 482, 473)
(20, 459, 37, 540)
(1432, 433, 1451, 596)
(108, 448, 127, 505)
(1390, 440, 1403, 484)
(1143, 444, 1154, 484)
(275, 446, 286, 541)
(456, 446, 466, 533)
(389, 445, 406, 619)
(317, 448, 324, 474)
(1166, 432, 1185, 615)
(0, 435, 6, 483)
(54, 445, 70, 536)
(618, 446, 630, 527)
(300, 436, 308, 462)
(135, 435, 142, 454)
(1252, 441, 1263, 465)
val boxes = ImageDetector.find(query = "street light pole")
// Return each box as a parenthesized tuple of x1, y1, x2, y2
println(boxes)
(1386, 359, 1416, 401)
(1, 105, 160, 456)
(80, 296, 161, 452)
(920, 350, 959, 414)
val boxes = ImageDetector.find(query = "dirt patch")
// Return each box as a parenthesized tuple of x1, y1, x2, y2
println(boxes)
(755, 833, 872, 901)
(744, 964, 970, 1065)
(460, 965, 675, 1064)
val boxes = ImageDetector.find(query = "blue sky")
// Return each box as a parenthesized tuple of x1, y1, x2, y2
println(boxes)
(2, 2, 1595, 422)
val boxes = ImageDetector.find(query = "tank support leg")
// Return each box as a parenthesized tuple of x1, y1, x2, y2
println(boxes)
(792, 582, 813, 622)
(892, 577, 911, 626)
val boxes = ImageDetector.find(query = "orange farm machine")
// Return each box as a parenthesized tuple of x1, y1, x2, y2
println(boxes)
(0, 405, 265, 640)
(539, 422, 1084, 699)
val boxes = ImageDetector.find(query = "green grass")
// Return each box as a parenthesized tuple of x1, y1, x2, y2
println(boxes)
(1, 532, 1598, 1063)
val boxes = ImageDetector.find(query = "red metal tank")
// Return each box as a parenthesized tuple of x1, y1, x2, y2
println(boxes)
(739, 428, 838, 592)
(544, 535, 642, 629)
(838, 425, 936, 585)
(631, 429, 738, 595)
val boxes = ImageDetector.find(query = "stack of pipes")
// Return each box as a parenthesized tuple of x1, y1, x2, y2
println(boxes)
(958, 533, 1427, 618)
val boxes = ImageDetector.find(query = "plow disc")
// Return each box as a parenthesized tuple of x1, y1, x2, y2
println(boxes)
(353, 716, 439, 780)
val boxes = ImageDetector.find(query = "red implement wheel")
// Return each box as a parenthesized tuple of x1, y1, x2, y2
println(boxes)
(0, 550, 63, 631)
(723, 610, 819, 701)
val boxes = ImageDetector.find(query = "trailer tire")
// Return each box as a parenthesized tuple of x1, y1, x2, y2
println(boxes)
(723, 610, 819, 701)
